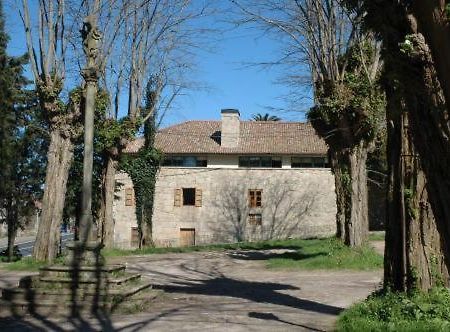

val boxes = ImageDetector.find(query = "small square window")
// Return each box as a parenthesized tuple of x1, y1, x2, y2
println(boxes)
(248, 214, 262, 225)
(183, 188, 196, 206)
(249, 189, 262, 208)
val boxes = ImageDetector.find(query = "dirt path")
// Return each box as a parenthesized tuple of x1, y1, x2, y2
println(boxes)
(0, 249, 382, 331)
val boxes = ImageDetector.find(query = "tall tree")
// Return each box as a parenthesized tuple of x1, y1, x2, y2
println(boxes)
(95, 0, 212, 248)
(21, 0, 82, 262)
(0, 0, 46, 261)
(355, 0, 450, 291)
(231, 0, 384, 247)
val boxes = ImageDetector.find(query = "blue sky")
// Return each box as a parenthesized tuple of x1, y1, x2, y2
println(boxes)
(4, 2, 312, 127)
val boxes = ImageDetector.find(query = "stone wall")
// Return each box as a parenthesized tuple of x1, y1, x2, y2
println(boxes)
(113, 172, 138, 248)
(113, 167, 337, 248)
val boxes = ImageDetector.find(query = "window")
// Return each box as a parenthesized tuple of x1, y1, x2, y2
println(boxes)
(174, 188, 203, 207)
(239, 156, 282, 168)
(162, 156, 207, 167)
(125, 188, 134, 206)
(183, 188, 196, 206)
(291, 156, 329, 168)
(248, 214, 262, 225)
(248, 189, 262, 207)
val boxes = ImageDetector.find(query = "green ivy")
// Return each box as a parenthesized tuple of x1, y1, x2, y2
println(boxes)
(120, 145, 161, 246)
(308, 41, 386, 150)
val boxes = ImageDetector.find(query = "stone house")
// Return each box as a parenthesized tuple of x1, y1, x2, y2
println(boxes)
(113, 109, 337, 248)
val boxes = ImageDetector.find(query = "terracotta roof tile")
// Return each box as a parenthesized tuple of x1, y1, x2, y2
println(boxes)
(124, 120, 328, 155)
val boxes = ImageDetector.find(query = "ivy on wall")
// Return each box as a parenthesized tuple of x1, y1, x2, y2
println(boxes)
(120, 145, 160, 246)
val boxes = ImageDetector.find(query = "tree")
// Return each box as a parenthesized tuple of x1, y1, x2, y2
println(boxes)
(354, 0, 450, 291)
(20, 1, 83, 262)
(0, 1, 46, 261)
(231, 0, 384, 247)
(252, 113, 281, 121)
(95, 0, 213, 248)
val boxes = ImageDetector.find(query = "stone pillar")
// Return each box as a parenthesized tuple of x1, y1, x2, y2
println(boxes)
(79, 15, 102, 243)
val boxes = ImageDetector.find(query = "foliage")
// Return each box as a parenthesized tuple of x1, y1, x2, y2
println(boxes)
(308, 41, 385, 150)
(119, 81, 162, 246)
(0, 246, 22, 262)
(251, 113, 281, 121)
(0, 0, 47, 259)
(120, 144, 160, 245)
(103, 237, 383, 270)
(64, 89, 114, 225)
(337, 287, 450, 331)
(64, 88, 141, 226)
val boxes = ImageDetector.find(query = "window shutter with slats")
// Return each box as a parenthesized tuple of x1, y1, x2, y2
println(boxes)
(125, 188, 134, 206)
(174, 188, 182, 207)
(195, 188, 202, 207)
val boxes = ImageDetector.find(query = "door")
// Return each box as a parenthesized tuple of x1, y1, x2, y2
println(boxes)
(180, 228, 195, 247)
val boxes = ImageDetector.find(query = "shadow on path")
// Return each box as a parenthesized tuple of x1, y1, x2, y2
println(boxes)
(157, 275, 342, 316)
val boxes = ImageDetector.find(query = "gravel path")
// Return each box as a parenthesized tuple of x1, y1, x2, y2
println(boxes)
(0, 248, 382, 331)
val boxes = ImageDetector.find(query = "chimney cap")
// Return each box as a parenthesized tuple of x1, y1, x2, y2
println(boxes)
(221, 108, 240, 116)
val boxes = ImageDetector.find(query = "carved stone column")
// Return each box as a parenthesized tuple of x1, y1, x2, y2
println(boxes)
(79, 15, 102, 244)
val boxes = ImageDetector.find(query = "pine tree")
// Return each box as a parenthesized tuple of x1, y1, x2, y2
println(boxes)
(0, 1, 46, 261)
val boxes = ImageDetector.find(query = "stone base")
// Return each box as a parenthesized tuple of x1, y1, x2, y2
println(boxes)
(1, 241, 154, 317)
(65, 241, 104, 266)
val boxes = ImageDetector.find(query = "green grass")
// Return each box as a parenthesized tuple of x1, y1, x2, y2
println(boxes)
(104, 237, 383, 271)
(369, 231, 385, 241)
(0, 257, 48, 271)
(0, 238, 383, 272)
(265, 238, 383, 270)
(0, 256, 65, 271)
(336, 287, 450, 331)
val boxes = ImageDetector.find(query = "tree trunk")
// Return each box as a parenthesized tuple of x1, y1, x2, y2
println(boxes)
(32, 130, 73, 262)
(99, 154, 116, 248)
(363, 0, 450, 292)
(6, 199, 18, 262)
(330, 150, 347, 241)
(346, 143, 369, 247)
(384, 107, 450, 291)
(331, 145, 369, 247)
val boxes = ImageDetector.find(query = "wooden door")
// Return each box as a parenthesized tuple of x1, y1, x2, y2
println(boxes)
(131, 227, 139, 247)
(180, 228, 195, 247)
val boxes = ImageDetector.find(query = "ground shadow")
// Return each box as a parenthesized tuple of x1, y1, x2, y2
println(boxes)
(227, 249, 327, 261)
(156, 275, 342, 316)
(248, 311, 326, 331)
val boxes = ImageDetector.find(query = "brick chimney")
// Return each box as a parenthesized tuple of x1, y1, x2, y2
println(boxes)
(220, 109, 240, 148)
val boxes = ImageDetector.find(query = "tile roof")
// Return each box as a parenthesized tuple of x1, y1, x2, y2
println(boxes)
(124, 120, 328, 155)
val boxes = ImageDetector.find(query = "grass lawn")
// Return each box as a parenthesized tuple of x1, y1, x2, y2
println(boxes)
(0, 237, 383, 271)
(104, 237, 383, 271)
(0, 256, 65, 272)
(265, 238, 382, 270)
(337, 287, 450, 331)
(368, 231, 385, 241)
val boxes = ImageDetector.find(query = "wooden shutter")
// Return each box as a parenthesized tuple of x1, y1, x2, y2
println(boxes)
(249, 190, 255, 207)
(174, 188, 182, 207)
(195, 188, 202, 207)
(256, 190, 262, 207)
(125, 188, 134, 206)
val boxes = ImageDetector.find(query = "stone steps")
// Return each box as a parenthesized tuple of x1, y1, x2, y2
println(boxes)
(1, 242, 156, 317)
(2, 281, 153, 316)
